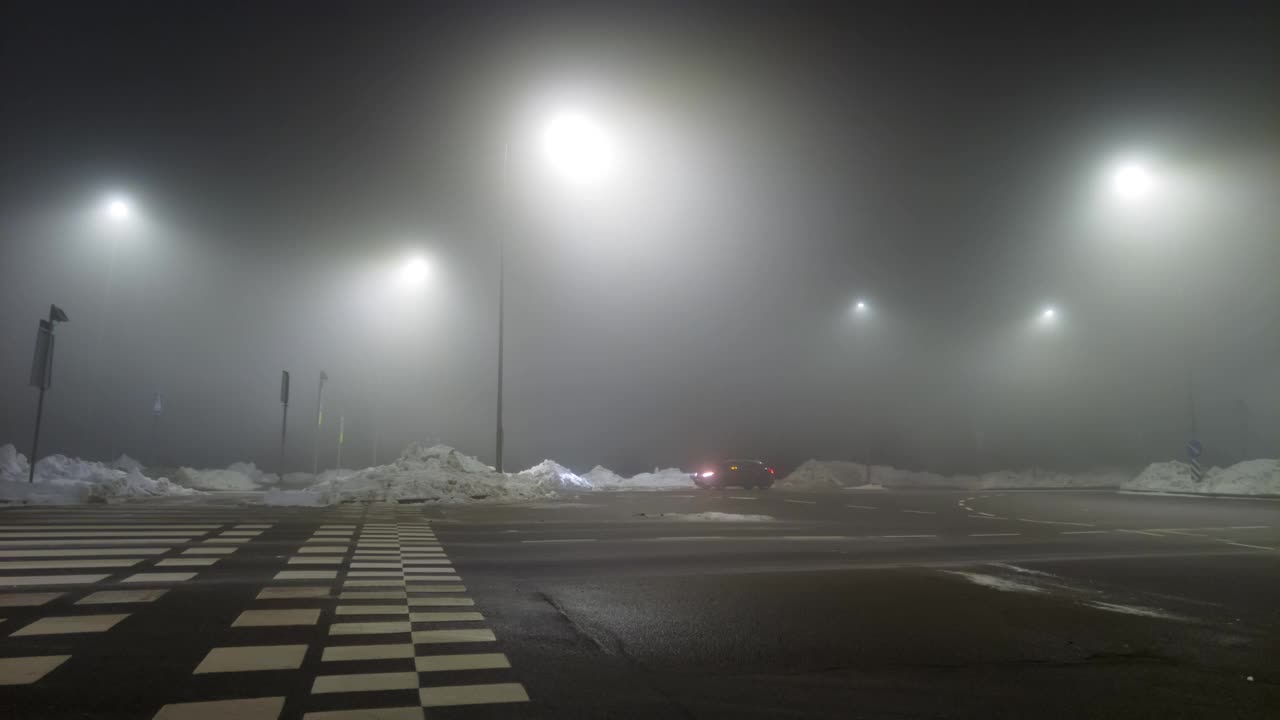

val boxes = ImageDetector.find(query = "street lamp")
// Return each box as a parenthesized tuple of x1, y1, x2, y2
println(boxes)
(1102, 154, 1200, 471)
(105, 195, 132, 222)
(399, 254, 430, 287)
(494, 108, 617, 472)
(1038, 305, 1058, 325)
(94, 192, 137, 460)
(853, 299, 869, 315)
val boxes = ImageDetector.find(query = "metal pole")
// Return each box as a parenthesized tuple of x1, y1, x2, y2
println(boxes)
(336, 415, 344, 470)
(313, 374, 324, 474)
(28, 387, 46, 484)
(495, 140, 508, 473)
(279, 401, 289, 474)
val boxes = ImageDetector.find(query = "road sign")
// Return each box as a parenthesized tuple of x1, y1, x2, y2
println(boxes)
(152, 393, 164, 416)
(29, 320, 54, 390)
(1186, 439, 1203, 459)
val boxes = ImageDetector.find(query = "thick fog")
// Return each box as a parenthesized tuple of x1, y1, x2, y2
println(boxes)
(2, 2, 1278, 476)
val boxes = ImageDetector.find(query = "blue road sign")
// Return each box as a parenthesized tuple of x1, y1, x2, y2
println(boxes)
(1186, 439, 1203, 459)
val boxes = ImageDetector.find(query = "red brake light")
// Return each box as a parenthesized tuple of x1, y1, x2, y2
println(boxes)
(767, 467, 775, 474)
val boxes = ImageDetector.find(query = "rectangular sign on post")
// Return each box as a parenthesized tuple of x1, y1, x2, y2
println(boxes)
(152, 393, 164, 416)
(29, 320, 54, 390)
(280, 370, 291, 404)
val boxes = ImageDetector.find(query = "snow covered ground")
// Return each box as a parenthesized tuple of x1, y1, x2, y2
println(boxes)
(0, 444, 198, 504)
(1121, 459, 1280, 496)
(779, 460, 1132, 492)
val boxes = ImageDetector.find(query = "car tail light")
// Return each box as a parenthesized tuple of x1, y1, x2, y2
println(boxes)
(767, 467, 775, 474)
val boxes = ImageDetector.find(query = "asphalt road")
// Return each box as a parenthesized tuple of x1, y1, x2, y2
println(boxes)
(1, 489, 1277, 719)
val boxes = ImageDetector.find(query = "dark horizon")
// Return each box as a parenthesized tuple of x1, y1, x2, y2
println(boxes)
(2, 1, 1278, 476)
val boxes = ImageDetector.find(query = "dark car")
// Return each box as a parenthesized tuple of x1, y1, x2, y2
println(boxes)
(693, 459, 776, 489)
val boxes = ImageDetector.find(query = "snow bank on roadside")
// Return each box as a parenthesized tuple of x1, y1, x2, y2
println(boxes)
(1123, 460, 1280, 496)
(175, 462, 277, 492)
(517, 460, 593, 490)
(779, 460, 1127, 492)
(597, 467, 695, 490)
(287, 443, 560, 505)
(0, 444, 198, 504)
(662, 511, 774, 522)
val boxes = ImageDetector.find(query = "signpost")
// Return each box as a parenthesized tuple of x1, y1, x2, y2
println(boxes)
(337, 414, 345, 470)
(28, 305, 69, 483)
(151, 392, 164, 467)
(1187, 439, 1203, 481)
(279, 371, 291, 473)
(312, 370, 327, 474)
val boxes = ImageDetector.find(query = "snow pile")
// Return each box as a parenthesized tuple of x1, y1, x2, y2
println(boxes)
(517, 460, 593, 490)
(293, 443, 559, 505)
(1123, 460, 1280, 496)
(0, 444, 198, 504)
(175, 462, 277, 492)
(778, 460, 1128, 492)
(111, 454, 145, 473)
(662, 511, 774, 522)
(601, 467, 695, 490)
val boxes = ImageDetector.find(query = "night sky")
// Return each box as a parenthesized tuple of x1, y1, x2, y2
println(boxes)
(2, 1, 1278, 475)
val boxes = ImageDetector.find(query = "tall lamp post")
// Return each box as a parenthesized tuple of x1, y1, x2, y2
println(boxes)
(493, 110, 616, 472)
(850, 299, 872, 483)
(95, 195, 134, 459)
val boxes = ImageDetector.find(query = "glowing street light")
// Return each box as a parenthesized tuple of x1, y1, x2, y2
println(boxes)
(104, 194, 133, 222)
(398, 254, 430, 287)
(493, 106, 620, 472)
(853, 299, 869, 315)
(1108, 159, 1155, 202)
(540, 110, 616, 186)
(1038, 305, 1058, 326)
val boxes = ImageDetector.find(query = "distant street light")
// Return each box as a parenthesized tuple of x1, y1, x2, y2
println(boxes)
(399, 254, 430, 287)
(105, 195, 133, 221)
(1038, 305, 1058, 325)
(493, 107, 618, 472)
(1108, 160, 1154, 202)
(853, 299, 869, 314)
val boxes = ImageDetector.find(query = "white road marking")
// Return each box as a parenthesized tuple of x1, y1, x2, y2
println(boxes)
(194, 644, 308, 673)
(182, 547, 236, 555)
(0, 559, 142, 570)
(0, 592, 62, 607)
(335, 605, 408, 615)
(1015, 518, 1096, 527)
(0, 525, 218, 530)
(781, 535, 847, 541)
(784, 499, 817, 505)
(520, 538, 597, 544)
(312, 671, 420, 694)
(1116, 529, 1165, 537)
(419, 682, 529, 707)
(339, 591, 407, 601)
(0, 548, 168, 557)
(880, 534, 937, 539)
(408, 611, 484, 622)
(257, 587, 331, 600)
(0, 539, 192, 547)
(232, 609, 321, 627)
(846, 505, 878, 510)
(321, 643, 415, 662)
(1223, 541, 1276, 551)
(11, 613, 130, 636)
(330, 621, 412, 635)
(652, 536, 729, 541)
(411, 628, 496, 644)
(970, 533, 1020, 537)
(289, 557, 344, 565)
(0, 655, 70, 685)
(407, 597, 474, 607)
(299, 546, 349, 554)
(0, 574, 110, 586)
(729, 496, 758, 500)
(275, 570, 338, 580)
(302, 707, 423, 720)
(153, 696, 285, 720)
(901, 510, 936, 515)
(415, 653, 510, 672)
(0, 531, 205, 538)
(1061, 530, 1109, 535)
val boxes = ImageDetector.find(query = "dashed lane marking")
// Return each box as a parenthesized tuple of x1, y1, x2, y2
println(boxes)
(1015, 518, 1096, 527)
(1116, 529, 1165, 538)
(1223, 541, 1277, 551)
(879, 534, 937, 539)
(152, 696, 286, 720)
(1061, 530, 1109, 535)
(0, 655, 71, 686)
(901, 510, 936, 515)
(0, 574, 110, 586)
(419, 682, 530, 707)
(321, 643, 415, 662)
(415, 653, 511, 672)
(312, 671, 419, 694)
(729, 496, 757, 500)
(520, 538, 597, 544)
(193, 644, 308, 673)
(78, 589, 167, 605)
(783, 499, 817, 505)
(846, 505, 878, 510)
(0, 592, 62, 607)
(11, 613, 130, 636)
(302, 707, 423, 720)
(781, 535, 848, 541)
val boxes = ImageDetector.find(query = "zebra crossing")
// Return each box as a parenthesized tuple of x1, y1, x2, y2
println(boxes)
(0, 502, 530, 718)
